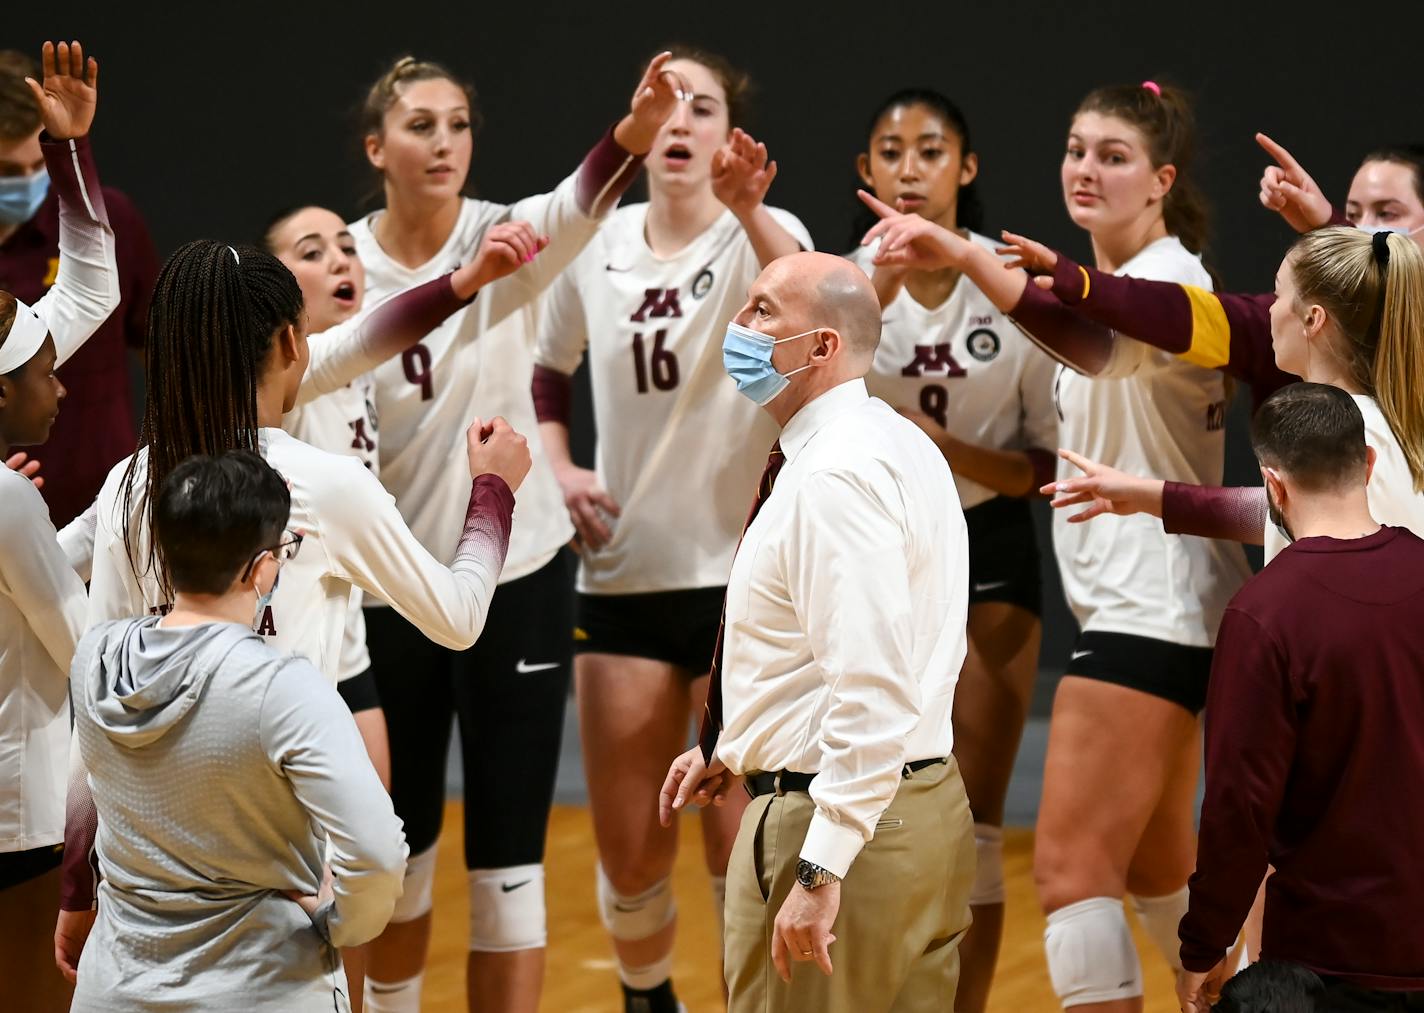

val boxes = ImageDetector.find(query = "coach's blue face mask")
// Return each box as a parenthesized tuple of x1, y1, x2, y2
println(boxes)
(1356, 221, 1424, 237)
(722, 321, 819, 406)
(0, 168, 48, 226)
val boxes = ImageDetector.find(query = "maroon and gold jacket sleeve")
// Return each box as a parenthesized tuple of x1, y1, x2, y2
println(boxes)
(1040, 254, 1295, 408)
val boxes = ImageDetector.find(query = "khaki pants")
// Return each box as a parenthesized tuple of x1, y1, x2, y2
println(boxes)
(724, 757, 976, 1013)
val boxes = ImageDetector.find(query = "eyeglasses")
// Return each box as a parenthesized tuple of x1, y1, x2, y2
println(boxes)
(238, 529, 304, 583)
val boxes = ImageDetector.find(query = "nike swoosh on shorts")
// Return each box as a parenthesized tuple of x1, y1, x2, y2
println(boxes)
(516, 659, 560, 674)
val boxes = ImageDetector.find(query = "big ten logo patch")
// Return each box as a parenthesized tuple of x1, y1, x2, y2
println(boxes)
(901, 344, 966, 378)
(630, 287, 683, 323)
(1205, 399, 1227, 432)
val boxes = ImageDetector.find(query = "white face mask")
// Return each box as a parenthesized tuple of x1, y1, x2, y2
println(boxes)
(1356, 221, 1424, 237)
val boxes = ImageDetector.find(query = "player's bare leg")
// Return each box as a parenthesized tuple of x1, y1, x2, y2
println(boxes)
(952, 602, 1042, 1013)
(579, 653, 696, 1013)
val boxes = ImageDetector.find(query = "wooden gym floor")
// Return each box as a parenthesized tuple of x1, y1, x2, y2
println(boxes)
(421, 802, 1179, 1012)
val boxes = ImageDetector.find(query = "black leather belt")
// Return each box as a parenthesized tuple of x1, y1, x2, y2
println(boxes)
(745, 757, 947, 798)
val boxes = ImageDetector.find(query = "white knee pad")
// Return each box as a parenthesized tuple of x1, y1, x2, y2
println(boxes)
(619, 952, 675, 991)
(1128, 887, 1189, 973)
(388, 844, 437, 924)
(969, 823, 1006, 906)
(468, 864, 547, 952)
(595, 865, 676, 942)
(1044, 897, 1143, 1007)
(363, 972, 423, 1013)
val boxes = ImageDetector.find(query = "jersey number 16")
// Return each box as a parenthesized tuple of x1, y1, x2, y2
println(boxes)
(632, 330, 679, 393)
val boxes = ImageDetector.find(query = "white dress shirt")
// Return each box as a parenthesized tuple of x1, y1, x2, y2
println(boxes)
(715, 378, 969, 877)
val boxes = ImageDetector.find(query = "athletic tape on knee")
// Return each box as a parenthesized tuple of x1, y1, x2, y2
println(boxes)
(1044, 897, 1143, 1006)
(363, 972, 423, 1013)
(388, 844, 437, 924)
(468, 864, 547, 952)
(595, 864, 676, 942)
(709, 874, 727, 940)
(618, 952, 675, 992)
(970, 823, 1006, 906)
(1128, 887, 1189, 973)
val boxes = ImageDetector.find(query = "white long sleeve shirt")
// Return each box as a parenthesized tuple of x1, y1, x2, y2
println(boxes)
(715, 379, 968, 878)
(0, 131, 117, 852)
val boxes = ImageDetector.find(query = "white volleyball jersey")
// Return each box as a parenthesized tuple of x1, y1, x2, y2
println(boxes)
(1054, 236, 1251, 647)
(1264, 395, 1424, 560)
(88, 428, 505, 685)
(283, 386, 378, 683)
(351, 179, 604, 585)
(0, 470, 87, 851)
(535, 204, 811, 594)
(849, 234, 1058, 510)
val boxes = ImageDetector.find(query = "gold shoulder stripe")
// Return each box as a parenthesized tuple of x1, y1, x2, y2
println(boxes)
(1178, 285, 1232, 370)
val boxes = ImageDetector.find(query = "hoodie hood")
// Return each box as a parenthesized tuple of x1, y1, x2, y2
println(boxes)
(85, 617, 258, 748)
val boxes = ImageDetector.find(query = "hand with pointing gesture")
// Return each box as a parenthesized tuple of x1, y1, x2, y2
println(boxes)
(1256, 133, 1332, 233)
(26, 41, 98, 141)
(1040, 448, 1165, 523)
(857, 189, 973, 272)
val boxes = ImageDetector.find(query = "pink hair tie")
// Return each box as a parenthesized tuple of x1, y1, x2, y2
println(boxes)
(1141, 80, 1161, 96)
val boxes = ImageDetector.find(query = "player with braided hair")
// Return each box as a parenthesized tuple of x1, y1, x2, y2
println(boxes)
(57, 237, 540, 1003)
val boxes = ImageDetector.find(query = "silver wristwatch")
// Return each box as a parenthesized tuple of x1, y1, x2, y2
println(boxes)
(796, 859, 841, 890)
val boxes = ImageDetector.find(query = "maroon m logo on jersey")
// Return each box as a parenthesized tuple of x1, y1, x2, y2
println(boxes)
(630, 287, 683, 323)
(350, 417, 375, 453)
(901, 343, 967, 378)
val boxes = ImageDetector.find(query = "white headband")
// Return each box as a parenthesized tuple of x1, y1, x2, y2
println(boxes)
(0, 298, 48, 374)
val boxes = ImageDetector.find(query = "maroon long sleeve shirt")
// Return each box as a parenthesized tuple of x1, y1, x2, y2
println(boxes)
(1181, 526, 1424, 989)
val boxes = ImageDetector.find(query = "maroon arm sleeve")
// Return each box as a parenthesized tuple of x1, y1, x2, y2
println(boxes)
(574, 125, 646, 218)
(1180, 608, 1295, 971)
(459, 474, 516, 570)
(530, 365, 573, 426)
(1046, 254, 1293, 406)
(42, 131, 106, 221)
(1328, 206, 1351, 227)
(1007, 281, 1116, 376)
(1161, 483, 1267, 545)
(362, 273, 468, 357)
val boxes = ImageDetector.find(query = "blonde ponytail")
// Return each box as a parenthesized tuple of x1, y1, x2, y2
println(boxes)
(1371, 232, 1424, 491)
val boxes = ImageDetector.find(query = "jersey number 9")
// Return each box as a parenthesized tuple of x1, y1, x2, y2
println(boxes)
(920, 384, 948, 428)
(403, 343, 434, 402)
(632, 330, 679, 393)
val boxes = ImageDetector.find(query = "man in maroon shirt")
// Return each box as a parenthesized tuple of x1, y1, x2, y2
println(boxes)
(0, 50, 157, 527)
(1177, 382, 1424, 1012)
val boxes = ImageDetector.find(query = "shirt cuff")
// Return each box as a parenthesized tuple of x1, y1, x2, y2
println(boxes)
(799, 811, 866, 879)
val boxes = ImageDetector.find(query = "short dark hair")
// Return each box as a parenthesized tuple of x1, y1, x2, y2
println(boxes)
(0, 51, 40, 140)
(1249, 382, 1368, 491)
(153, 451, 290, 596)
(1212, 959, 1324, 1012)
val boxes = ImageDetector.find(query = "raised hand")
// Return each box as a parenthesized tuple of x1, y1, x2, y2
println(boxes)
(25, 41, 98, 141)
(451, 221, 550, 299)
(997, 230, 1060, 290)
(712, 128, 779, 216)
(465, 416, 532, 492)
(5, 451, 43, 489)
(857, 189, 970, 272)
(1040, 448, 1165, 523)
(552, 462, 620, 552)
(617, 51, 689, 155)
(1256, 132, 1332, 233)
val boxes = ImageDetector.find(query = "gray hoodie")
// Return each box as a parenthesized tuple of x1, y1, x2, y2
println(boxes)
(70, 617, 406, 1013)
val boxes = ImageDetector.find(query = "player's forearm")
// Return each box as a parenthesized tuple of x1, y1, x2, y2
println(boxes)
(734, 204, 803, 269)
(42, 133, 118, 367)
(581, 124, 648, 217)
(932, 432, 1045, 499)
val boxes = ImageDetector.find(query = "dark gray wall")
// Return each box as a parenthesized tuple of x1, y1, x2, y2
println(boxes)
(14, 0, 1417, 701)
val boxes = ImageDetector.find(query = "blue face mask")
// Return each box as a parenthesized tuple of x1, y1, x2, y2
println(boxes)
(252, 567, 280, 632)
(722, 321, 820, 406)
(0, 169, 50, 226)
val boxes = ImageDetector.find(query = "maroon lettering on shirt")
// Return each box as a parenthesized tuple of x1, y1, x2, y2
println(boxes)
(901, 343, 966, 378)
(630, 287, 683, 323)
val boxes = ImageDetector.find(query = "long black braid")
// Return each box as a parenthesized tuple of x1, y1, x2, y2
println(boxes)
(121, 240, 304, 593)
